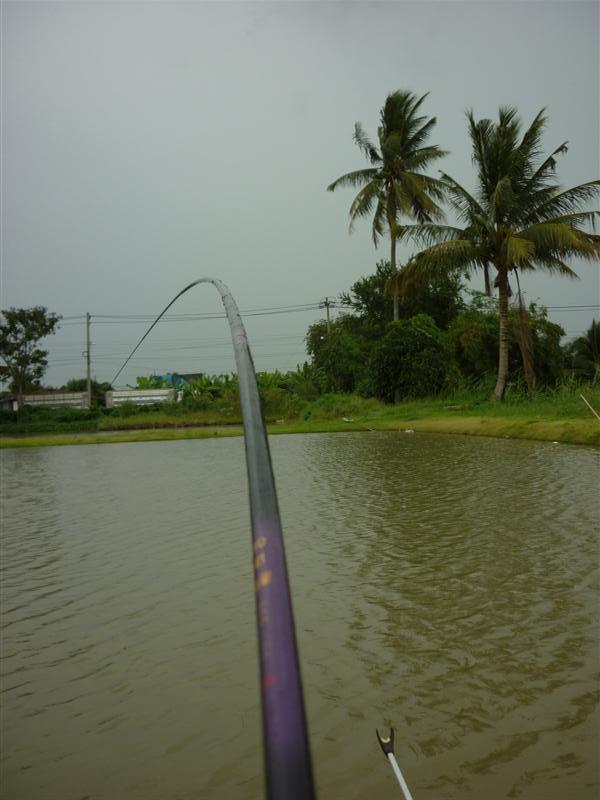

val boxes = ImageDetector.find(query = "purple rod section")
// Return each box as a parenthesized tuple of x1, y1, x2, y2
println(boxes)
(112, 279, 316, 800)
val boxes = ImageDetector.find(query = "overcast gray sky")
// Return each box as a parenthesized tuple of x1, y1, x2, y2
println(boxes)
(2, 0, 599, 387)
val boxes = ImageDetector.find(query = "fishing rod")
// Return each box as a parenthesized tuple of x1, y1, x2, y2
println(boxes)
(376, 728, 415, 800)
(112, 279, 315, 800)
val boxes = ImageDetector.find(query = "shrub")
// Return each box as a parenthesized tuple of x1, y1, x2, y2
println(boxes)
(300, 393, 381, 421)
(367, 315, 451, 401)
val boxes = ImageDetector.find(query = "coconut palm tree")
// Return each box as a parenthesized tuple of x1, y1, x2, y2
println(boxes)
(327, 90, 447, 320)
(397, 107, 600, 400)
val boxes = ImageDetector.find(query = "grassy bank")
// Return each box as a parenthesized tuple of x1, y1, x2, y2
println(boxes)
(2, 387, 598, 448)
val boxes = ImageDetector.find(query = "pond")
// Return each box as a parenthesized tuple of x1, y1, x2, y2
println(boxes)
(1, 432, 598, 799)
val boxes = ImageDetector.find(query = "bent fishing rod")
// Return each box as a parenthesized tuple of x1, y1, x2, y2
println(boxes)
(112, 279, 315, 800)
(111, 280, 415, 799)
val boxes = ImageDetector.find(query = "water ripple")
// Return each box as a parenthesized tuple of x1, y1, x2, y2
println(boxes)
(1, 433, 598, 799)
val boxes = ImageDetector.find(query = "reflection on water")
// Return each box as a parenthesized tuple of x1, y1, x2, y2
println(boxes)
(1, 433, 598, 799)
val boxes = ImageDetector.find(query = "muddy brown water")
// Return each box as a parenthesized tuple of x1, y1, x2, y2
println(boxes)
(1, 432, 598, 799)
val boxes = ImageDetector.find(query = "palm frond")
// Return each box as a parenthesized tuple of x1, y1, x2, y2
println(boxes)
(381, 90, 423, 135)
(525, 180, 600, 222)
(406, 145, 449, 171)
(380, 131, 407, 163)
(467, 111, 494, 197)
(520, 221, 591, 252)
(489, 175, 516, 221)
(528, 210, 600, 230)
(397, 239, 481, 298)
(504, 235, 535, 266)
(523, 141, 569, 192)
(497, 105, 520, 129)
(353, 123, 381, 164)
(439, 172, 486, 220)
(397, 223, 465, 246)
(400, 177, 445, 222)
(406, 91, 429, 118)
(404, 117, 437, 152)
(327, 168, 380, 192)
(517, 255, 579, 278)
(406, 171, 447, 203)
(348, 180, 382, 232)
(411, 239, 482, 273)
(371, 195, 388, 247)
(514, 108, 547, 176)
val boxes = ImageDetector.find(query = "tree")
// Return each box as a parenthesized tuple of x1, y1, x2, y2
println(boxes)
(327, 90, 447, 319)
(340, 259, 464, 331)
(340, 260, 395, 330)
(367, 315, 451, 401)
(305, 318, 371, 393)
(61, 377, 112, 403)
(565, 319, 600, 382)
(448, 292, 565, 387)
(398, 107, 600, 399)
(0, 307, 61, 402)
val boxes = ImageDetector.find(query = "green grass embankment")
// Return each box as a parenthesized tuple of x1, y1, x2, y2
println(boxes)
(2, 388, 598, 448)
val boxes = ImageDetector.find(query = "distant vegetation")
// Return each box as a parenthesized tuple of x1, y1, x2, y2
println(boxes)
(305, 262, 586, 401)
(1, 256, 598, 436)
(0, 306, 61, 401)
(2, 91, 598, 422)
(327, 92, 599, 401)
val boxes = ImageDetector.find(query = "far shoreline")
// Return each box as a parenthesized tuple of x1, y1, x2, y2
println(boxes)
(2, 414, 598, 449)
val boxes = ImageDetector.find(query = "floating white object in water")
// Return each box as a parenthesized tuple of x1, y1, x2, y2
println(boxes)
(404, 429, 415, 434)
(342, 417, 354, 422)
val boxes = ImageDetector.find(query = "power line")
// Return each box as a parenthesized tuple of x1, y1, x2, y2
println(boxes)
(49, 334, 307, 352)
(56, 302, 321, 324)
(54, 301, 598, 324)
(93, 302, 319, 318)
(545, 305, 600, 311)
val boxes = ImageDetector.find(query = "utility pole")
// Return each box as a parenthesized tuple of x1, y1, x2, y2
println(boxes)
(85, 312, 92, 408)
(319, 297, 336, 334)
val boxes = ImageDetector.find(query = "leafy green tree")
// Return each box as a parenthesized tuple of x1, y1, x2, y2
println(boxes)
(61, 377, 111, 404)
(565, 319, 600, 382)
(527, 304, 565, 386)
(367, 315, 451, 401)
(340, 259, 464, 331)
(0, 307, 61, 402)
(448, 293, 500, 380)
(448, 293, 565, 387)
(306, 318, 371, 393)
(399, 107, 600, 399)
(340, 260, 395, 329)
(327, 90, 447, 319)
(62, 377, 108, 393)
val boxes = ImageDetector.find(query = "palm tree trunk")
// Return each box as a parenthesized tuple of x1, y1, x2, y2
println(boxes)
(492, 267, 510, 401)
(390, 236, 401, 404)
(484, 263, 491, 296)
(391, 237, 399, 322)
(513, 267, 536, 392)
